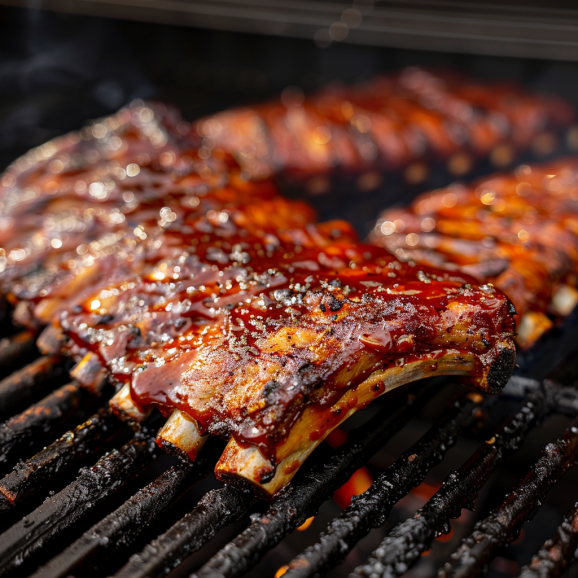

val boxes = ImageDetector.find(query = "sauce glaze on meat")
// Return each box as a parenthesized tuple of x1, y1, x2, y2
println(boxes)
(61, 234, 515, 459)
(370, 158, 578, 348)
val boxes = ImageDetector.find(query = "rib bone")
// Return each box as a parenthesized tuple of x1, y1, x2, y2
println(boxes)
(36, 325, 66, 356)
(215, 350, 483, 497)
(551, 284, 578, 317)
(110, 384, 150, 424)
(69, 353, 107, 393)
(156, 410, 208, 461)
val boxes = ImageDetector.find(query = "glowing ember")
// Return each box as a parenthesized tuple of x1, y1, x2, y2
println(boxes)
(297, 516, 314, 531)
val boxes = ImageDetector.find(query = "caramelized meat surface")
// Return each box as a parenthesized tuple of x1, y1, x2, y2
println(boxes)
(58, 233, 515, 483)
(0, 102, 315, 328)
(0, 80, 524, 495)
(370, 159, 578, 348)
(195, 67, 574, 179)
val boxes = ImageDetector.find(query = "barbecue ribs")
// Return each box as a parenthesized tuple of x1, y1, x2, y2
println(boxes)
(370, 158, 578, 349)
(50, 233, 515, 495)
(7, 78, 565, 496)
(195, 67, 574, 180)
(0, 101, 315, 331)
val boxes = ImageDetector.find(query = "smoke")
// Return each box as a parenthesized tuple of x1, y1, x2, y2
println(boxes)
(0, 7, 155, 164)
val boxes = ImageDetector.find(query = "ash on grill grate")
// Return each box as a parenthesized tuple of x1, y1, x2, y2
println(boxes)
(31, 439, 222, 578)
(520, 500, 578, 578)
(282, 393, 486, 578)
(0, 380, 101, 468)
(0, 408, 120, 513)
(347, 383, 563, 578)
(113, 382, 438, 578)
(114, 484, 253, 578)
(0, 435, 157, 576)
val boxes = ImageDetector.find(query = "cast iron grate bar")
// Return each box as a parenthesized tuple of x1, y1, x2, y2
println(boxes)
(32, 438, 224, 578)
(347, 382, 567, 578)
(114, 485, 253, 578)
(0, 356, 65, 417)
(0, 408, 120, 512)
(440, 416, 578, 578)
(0, 350, 577, 578)
(0, 435, 158, 577)
(282, 392, 486, 578)
(112, 382, 437, 578)
(0, 331, 38, 377)
(0, 381, 91, 466)
(519, 500, 578, 578)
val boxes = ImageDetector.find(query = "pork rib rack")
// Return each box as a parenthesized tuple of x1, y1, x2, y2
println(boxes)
(195, 67, 575, 181)
(370, 158, 578, 349)
(0, 101, 316, 331)
(53, 237, 516, 496)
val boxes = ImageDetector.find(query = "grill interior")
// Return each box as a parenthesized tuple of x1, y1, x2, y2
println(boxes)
(2, 6, 578, 578)
(0, 324, 577, 578)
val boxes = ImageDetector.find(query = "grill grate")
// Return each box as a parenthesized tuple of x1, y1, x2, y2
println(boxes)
(519, 501, 578, 578)
(0, 356, 65, 418)
(0, 408, 118, 512)
(0, 332, 38, 377)
(438, 414, 578, 578)
(0, 333, 576, 578)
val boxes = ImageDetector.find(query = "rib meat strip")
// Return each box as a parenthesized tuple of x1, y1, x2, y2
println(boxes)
(0, 101, 315, 330)
(370, 158, 578, 348)
(195, 67, 574, 180)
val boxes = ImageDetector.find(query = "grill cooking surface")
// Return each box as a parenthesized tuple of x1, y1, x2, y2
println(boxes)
(0, 331, 576, 578)
(1, 11, 578, 576)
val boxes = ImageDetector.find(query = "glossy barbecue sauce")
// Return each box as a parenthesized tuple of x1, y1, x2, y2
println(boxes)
(0, 99, 516, 465)
(61, 217, 515, 462)
(370, 159, 578, 349)
(0, 101, 317, 330)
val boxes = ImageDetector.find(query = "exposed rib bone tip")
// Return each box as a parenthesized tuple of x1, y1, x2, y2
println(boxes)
(36, 324, 65, 355)
(69, 352, 107, 392)
(551, 284, 578, 317)
(517, 311, 553, 350)
(215, 439, 276, 497)
(156, 410, 208, 462)
(110, 383, 150, 424)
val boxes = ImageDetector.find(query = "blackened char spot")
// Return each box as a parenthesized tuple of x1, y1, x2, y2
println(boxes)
(329, 295, 343, 312)
(129, 324, 142, 338)
(259, 468, 275, 483)
(486, 344, 516, 394)
(98, 314, 114, 324)
(298, 363, 322, 389)
(264, 380, 281, 396)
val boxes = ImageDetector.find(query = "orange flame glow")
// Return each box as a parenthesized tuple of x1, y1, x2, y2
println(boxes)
(333, 466, 373, 509)
(297, 517, 315, 531)
(275, 565, 288, 578)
